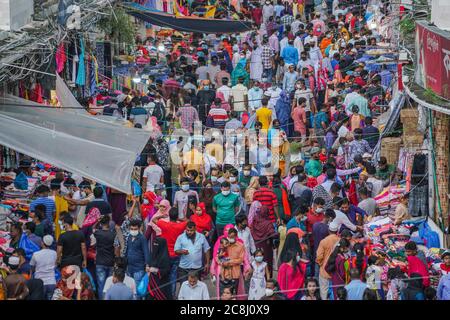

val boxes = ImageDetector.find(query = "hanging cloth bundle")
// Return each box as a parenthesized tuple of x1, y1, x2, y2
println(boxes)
(76, 37, 86, 87)
(55, 42, 67, 74)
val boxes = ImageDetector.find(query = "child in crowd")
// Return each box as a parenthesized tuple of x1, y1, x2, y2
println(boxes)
(301, 278, 321, 300)
(248, 249, 270, 300)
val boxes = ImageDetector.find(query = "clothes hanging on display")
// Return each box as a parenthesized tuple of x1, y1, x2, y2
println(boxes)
(56, 43, 67, 74)
(76, 38, 86, 87)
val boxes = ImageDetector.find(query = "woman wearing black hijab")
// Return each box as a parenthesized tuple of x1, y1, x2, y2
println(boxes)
(147, 237, 172, 300)
(278, 232, 302, 267)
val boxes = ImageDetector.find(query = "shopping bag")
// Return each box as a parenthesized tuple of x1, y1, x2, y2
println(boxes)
(18, 233, 40, 260)
(131, 179, 142, 197)
(137, 273, 149, 297)
(83, 268, 96, 292)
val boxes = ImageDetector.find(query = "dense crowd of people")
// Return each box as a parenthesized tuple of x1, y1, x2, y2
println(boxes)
(0, 0, 449, 301)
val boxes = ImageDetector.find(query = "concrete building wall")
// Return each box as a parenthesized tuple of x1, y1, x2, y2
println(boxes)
(433, 112, 449, 230)
(0, 0, 34, 31)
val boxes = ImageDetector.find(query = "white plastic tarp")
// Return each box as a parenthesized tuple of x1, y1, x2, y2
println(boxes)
(0, 95, 150, 193)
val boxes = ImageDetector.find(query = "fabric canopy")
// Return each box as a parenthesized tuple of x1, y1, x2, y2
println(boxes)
(0, 95, 150, 194)
(123, 2, 252, 34)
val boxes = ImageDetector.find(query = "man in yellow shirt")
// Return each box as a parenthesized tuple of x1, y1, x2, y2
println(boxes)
(181, 144, 206, 183)
(256, 97, 272, 130)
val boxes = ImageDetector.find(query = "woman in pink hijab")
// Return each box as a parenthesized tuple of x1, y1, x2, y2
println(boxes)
(210, 224, 251, 300)
(146, 199, 171, 238)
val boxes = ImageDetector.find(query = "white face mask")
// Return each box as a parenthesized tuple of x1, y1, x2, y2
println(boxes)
(211, 176, 218, 182)
(228, 237, 236, 244)
(243, 170, 251, 176)
(265, 288, 274, 296)
(143, 199, 149, 205)
(316, 207, 324, 213)
(222, 190, 230, 196)
(181, 184, 190, 192)
(296, 255, 301, 262)
(130, 230, 139, 237)
(81, 192, 87, 198)
(255, 256, 264, 263)
(229, 176, 237, 183)
(233, 191, 240, 196)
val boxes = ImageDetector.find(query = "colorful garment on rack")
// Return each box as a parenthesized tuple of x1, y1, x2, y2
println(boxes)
(56, 43, 67, 74)
(76, 38, 86, 87)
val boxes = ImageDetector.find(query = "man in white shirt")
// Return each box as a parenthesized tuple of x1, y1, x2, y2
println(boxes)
(103, 257, 137, 299)
(248, 80, 264, 112)
(178, 272, 210, 300)
(235, 214, 256, 258)
(294, 33, 305, 57)
(30, 235, 57, 300)
(217, 78, 232, 102)
(231, 77, 249, 112)
(279, 33, 289, 54)
(142, 154, 164, 193)
(291, 15, 304, 35)
(264, 85, 282, 110)
(366, 165, 384, 197)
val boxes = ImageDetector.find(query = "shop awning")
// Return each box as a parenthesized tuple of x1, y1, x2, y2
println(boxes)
(122, 2, 252, 34)
(0, 95, 150, 194)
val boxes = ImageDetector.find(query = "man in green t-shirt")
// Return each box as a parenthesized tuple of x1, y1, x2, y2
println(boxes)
(212, 181, 240, 238)
(376, 156, 395, 182)
(306, 147, 323, 178)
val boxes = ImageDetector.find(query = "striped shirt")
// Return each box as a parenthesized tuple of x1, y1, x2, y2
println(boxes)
(30, 197, 56, 222)
(252, 187, 278, 222)
(208, 106, 229, 129)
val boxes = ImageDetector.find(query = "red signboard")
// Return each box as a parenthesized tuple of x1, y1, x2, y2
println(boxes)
(415, 21, 450, 100)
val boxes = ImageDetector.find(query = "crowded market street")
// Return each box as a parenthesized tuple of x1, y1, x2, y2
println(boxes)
(0, 0, 449, 302)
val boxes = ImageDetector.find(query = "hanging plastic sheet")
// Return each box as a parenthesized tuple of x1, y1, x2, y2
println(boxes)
(372, 92, 406, 162)
(0, 95, 150, 194)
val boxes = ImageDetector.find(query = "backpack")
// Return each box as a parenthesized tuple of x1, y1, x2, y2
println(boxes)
(152, 101, 166, 123)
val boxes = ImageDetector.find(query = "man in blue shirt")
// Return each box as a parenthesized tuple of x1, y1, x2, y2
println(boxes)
(174, 221, 210, 281)
(105, 268, 135, 300)
(30, 185, 55, 222)
(281, 39, 299, 67)
(286, 206, 308, 231)
(345, 269, 368, 300)
(125, 220, 150, 285)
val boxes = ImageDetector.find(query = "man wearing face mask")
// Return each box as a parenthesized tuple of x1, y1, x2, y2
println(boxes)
(174, 221, 211, 281)
(212, 182, 241, 237)
(286, 206, 308, 231)
(261, 279, 285, 300)
(248, 80, 264, 112)
(174, 177, 199, 220)
(220, 228, 245, 294)
(306, 147, 323, 178)
(125, 220, 151, 286)
(65, 182, 95, 228)
(306, 197, 326, 234)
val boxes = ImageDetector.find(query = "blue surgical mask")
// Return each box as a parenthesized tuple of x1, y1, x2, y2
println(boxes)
(204, 85, 210, 90)
(181, 184, 190, 192)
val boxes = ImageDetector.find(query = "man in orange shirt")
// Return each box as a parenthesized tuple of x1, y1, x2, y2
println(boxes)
(315, 221, 340, 300)
(221, 227, 245, 293)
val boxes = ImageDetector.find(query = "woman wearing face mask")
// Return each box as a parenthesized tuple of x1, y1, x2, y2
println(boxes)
(244, 177, 260, 210)
(248, 249, 270, 300)
(250, 206, 278, 278)
(190, 202, 213, 239)
(325, 238, 351, 299)
(199, 180, 216, 221)
(147, 199, 171, 238)
(277, 248, 307, 300)
(141, 191, 157, 222)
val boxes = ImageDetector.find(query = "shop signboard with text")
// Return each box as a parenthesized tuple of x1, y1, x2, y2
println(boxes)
(415, 21, 450, 100)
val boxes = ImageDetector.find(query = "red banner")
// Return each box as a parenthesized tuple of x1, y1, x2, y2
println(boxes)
(415, 22, 450, 100)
